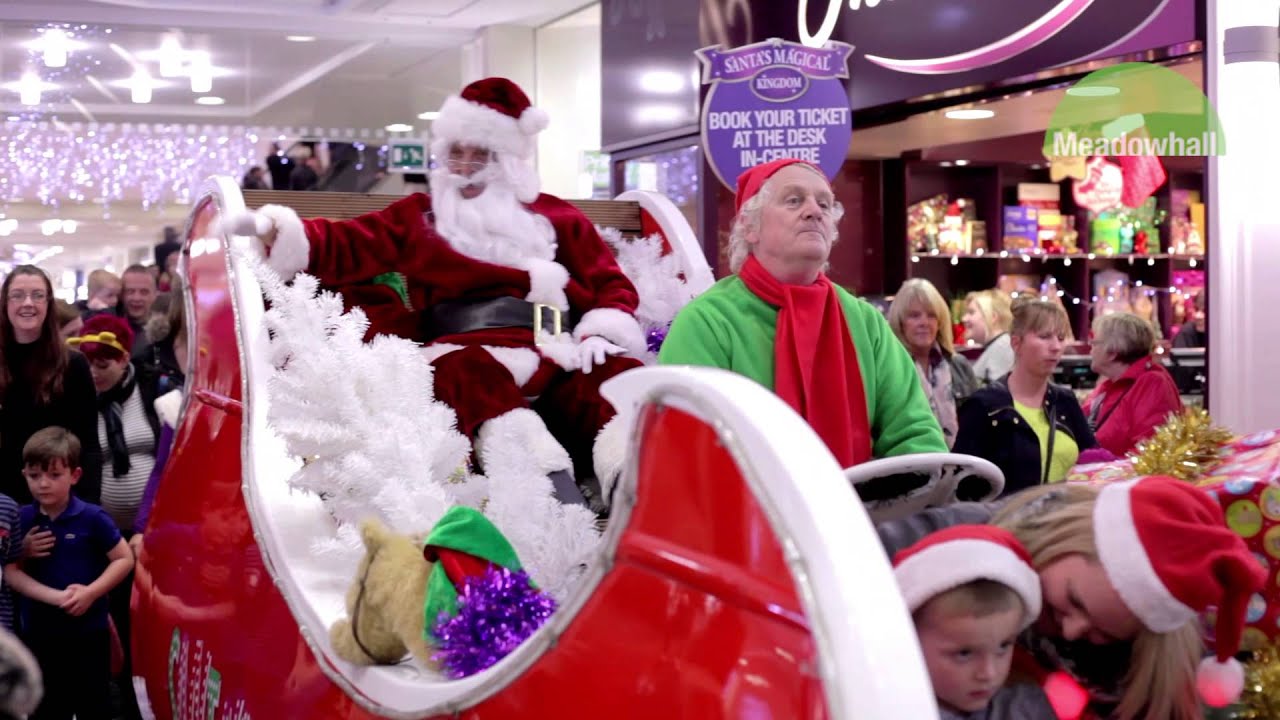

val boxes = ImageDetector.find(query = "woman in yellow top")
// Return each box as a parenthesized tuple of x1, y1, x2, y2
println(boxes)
(952, 299, 1096, 494)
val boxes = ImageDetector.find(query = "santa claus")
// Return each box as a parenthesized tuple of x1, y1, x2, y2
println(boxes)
(235, 77, 644, 507)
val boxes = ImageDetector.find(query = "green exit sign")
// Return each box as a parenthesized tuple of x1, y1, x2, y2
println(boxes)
(388, 140, 427, 173)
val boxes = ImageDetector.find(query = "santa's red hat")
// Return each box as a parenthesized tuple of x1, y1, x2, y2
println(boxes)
(431, 77, 549, 161)
(1093, 476, 1267, 707)
(893, 525, 1042, 629)
(734, 158, 822, 213)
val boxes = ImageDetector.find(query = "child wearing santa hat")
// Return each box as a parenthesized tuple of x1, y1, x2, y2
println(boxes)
(895, 525, 1056, 719)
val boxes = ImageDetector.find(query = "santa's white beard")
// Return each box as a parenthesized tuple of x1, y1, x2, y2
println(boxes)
(430, 168, 557, 268)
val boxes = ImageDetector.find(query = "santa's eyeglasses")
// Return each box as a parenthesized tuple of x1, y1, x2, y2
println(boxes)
(445, 159, 492, 174)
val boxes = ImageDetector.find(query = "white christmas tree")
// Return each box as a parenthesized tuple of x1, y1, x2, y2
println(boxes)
(599, 229, 699, 359)
(246, 254, 600, 597)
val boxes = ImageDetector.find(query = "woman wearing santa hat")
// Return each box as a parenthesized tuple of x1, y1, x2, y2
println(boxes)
(659, 158, 946, 469)
(879, 476, 1265, 720)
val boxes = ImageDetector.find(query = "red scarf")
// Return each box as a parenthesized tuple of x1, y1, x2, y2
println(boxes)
(739, 254, 872, 467)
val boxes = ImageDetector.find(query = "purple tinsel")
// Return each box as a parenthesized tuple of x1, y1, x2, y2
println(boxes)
(431, 567, 557, 679)
(646, 325, 670, 354)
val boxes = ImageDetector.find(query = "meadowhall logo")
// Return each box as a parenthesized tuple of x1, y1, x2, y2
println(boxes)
(1050, 129, 1220, 158)
(1044, 62, 1225, 158)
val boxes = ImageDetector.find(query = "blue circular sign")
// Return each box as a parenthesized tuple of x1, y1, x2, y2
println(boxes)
(698, 39, 855, 190)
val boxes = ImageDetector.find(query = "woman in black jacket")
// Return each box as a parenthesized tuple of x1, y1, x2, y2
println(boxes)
(0, 266, 103, 504)
(953, 299, 1095, 495)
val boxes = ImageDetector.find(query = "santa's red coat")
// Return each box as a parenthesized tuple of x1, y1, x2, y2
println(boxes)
(270, 192, 645, 356)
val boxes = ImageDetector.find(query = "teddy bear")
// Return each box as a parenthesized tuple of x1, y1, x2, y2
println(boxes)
(328, 506, 557, 677)
(329, 518, 434, 666)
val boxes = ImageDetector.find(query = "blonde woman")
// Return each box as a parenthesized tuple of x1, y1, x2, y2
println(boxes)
(887, 279, 978, 448)
(878, 478, 1264, 720)
(953, 300, 1095, 494)
(963, 289, 1014, 383)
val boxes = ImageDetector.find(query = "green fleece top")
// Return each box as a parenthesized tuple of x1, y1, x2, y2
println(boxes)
(658, 276, 946, 459)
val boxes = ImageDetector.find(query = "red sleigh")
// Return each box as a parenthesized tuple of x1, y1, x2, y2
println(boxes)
(131, 176, 977, 719)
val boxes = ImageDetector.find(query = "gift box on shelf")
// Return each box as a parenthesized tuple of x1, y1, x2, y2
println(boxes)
(1017, 182, 1061, 209)
(1092, 269, 1132, 318)
(996, 273, 1039, 296)
(1090, 214, 1123, 255)
(1003, 206, 1039, 251)
(908, 194, 949, 253)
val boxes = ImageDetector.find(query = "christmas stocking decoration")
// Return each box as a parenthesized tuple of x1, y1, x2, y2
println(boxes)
(1117, 155, 1167, 208)
(423, 506, 557, 678)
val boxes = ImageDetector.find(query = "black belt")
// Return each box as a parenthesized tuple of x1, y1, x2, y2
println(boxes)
(424, 296, 572, 342)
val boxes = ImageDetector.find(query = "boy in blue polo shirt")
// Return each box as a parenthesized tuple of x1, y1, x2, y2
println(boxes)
(4, 427, 133, 720)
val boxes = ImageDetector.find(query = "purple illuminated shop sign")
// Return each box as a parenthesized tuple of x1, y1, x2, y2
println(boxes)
(698, 38, 854, 190)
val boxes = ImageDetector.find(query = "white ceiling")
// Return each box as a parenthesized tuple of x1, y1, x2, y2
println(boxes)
(0, 0, 595, 274)
(0, 0, 592, 126)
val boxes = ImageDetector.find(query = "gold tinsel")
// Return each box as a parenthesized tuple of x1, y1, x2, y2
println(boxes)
(1129, 407, 1234, 482)
(1236, 642, 1280, 719)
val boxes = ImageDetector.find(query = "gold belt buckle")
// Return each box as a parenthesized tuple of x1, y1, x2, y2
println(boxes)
(533, 303, 562, 346)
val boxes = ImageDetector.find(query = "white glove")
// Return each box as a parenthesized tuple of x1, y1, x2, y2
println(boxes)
(228, 210, 278, 251)
(576, 336, 625, 374)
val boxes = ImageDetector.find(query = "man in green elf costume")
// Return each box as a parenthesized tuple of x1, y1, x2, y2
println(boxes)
(659, 158, 946, 466)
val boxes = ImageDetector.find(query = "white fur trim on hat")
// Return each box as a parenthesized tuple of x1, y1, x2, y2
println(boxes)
(432, 94, 533, 159)
(894, 538, 1042, 629)
(573, 307, 647, 358)
(1093, 480, 1198, 633)
(256, 204, 309, 279)
(518, 106, 549, 135)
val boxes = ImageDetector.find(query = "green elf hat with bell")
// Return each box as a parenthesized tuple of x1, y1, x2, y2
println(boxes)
(421, 506, 525, 637)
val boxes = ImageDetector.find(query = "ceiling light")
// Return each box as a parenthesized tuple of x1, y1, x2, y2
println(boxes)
(385, 123, 414, 132)
(195, 96, 225, 105)
(945, 108, 995, 120)
(417, 111, 440, 120)
(41, 219, 61, 236)
(131, 69, 153, 103)
(42, 29, 69, 68)
(158, 35, 184, 78)
(189, 51, 213, 93)
(633, 103, 685, 124)
(60, 220, 77, 234)
(1067, 85, 1120, 97)
(16, 72, 44, 106)
(954, 159, 970, 166)
(638, 70, 686, 94)
(286, 35, 317, 42)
